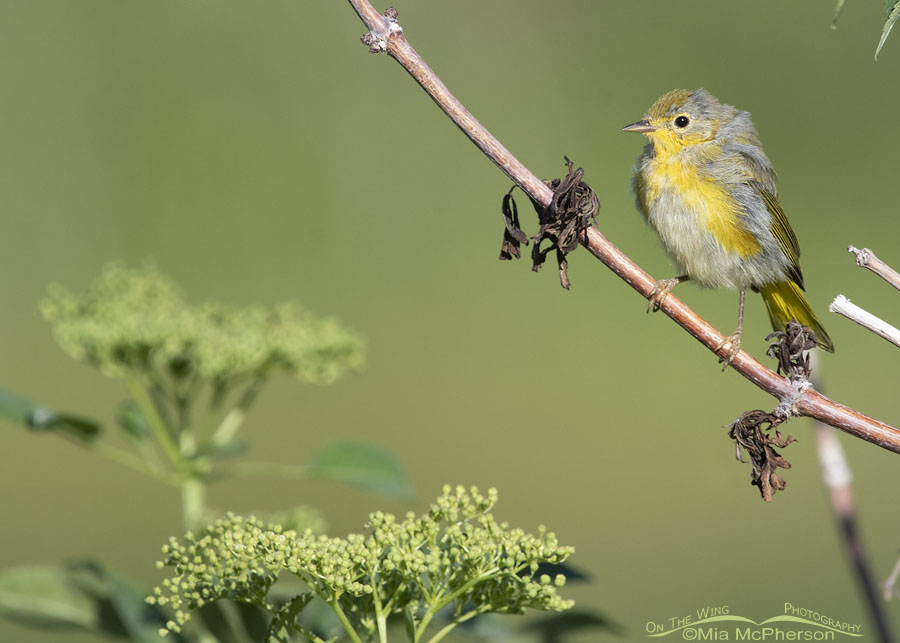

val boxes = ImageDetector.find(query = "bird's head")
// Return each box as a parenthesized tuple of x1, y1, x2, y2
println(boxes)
(623, 88, 732, 156)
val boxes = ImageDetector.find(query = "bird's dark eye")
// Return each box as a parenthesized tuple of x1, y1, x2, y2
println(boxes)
(674, 115, 690, 128)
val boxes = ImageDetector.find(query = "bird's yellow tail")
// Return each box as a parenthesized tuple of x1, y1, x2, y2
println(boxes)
(759, 281, 834, 352)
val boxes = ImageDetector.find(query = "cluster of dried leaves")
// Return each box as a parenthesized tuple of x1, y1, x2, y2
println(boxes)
(729, 410, 796, 502)
(499, 158, 599, 289)
(728, 322, 819, 502)
(765, 321, 820, 378)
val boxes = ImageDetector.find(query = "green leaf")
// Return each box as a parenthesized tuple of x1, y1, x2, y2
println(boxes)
(309, 441, 411, 497)
(195, 602, 248, 643)
(292, 596, 340, 643)
(231, 601, 272, 641)
(876, 1, 900, 58)
(0, 388, 39, 424)
(0, 388, 100, 443)
(40, 413, 100, 442)
(527, 609, 622, 640)
(0, 561, 180, 640)
(0, 565, 97, 630)
(265, 593, 315, 643)
(404, 604, 418, 641)
(116, 400, 150, 441)
(74, 563, 172, 643)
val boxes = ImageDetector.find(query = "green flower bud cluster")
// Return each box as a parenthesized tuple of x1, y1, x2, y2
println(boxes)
(150, 486, 574, 640)
(40, 263, 364, 385)
(262, 505, 328, 536)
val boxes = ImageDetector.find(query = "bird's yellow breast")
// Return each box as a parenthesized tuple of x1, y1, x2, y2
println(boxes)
(642, 155, 761, 258)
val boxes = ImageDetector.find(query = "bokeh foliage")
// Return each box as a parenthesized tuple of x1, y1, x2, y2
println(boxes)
(40, 263, 364, 385)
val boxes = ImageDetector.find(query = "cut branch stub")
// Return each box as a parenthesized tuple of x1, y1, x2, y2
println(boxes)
(848, 245, 900, 292)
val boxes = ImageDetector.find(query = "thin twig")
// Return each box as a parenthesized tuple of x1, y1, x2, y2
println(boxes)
(62, 433, 181, 487)
(815, 424, 894, 641)
(884, 554, 900, 600)
(210, 375, 266, 446)
(346, 1, 900, 455)
(849, 246, 900, 292)
(830, 294, 900, 348)
(124, 375, 182, 465)
(810, 358, 893, 642)
(211, 460, 311, 482)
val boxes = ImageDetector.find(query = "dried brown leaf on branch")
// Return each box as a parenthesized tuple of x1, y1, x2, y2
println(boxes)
(729, 410, 797, 502)
(728, 322, 818, 502)
(765, 321, 817, 379)
(499, 158, 599, 289)
(498, 188, 529, 261)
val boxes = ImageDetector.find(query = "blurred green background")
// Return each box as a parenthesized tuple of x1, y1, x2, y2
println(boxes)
(2, 0, 900, 641)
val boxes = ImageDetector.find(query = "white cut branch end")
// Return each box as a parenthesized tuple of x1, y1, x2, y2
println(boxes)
(847, 245, 900, 292)
(829, 294, 900, 348)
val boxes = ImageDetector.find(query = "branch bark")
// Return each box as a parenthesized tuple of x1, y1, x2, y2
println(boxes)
(849, 246, 900, 292)
(346, 1, 900, 455)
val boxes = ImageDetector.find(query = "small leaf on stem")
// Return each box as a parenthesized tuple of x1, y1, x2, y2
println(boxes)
(310, 441, 411, 498)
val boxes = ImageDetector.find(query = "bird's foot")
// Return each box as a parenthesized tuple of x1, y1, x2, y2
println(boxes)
(647, 278, 682, 313)
(715, 328, 743, 370)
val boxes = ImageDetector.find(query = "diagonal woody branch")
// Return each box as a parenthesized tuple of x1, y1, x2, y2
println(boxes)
(346, 1, 900, 455)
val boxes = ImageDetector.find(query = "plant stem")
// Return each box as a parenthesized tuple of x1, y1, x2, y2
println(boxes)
(382, 582, 407, 617)
(85, 439, 181, 486)
(215, 461, 311, 481)
(423, 608, 483, 643)
(211, 375, 266, 446)
(181, 475, 206, 533)
(431, 568, 498, 614)
(377, 614, 388, 642)
(884, 554, 900, 600)
(329, 598, 364, 643)
(124, 375, 182, 465)
(370, 573, 388, 642)
(414, 614, 432, 641)
(413, 568, 499, 639)
(423, 622, 456, 643)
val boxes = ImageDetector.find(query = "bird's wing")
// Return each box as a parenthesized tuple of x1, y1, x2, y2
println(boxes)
(632, 171, 649, 221)
(753, 182, 804, 290)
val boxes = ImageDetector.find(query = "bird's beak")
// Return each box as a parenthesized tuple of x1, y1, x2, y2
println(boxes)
(622, 120, 657, 134)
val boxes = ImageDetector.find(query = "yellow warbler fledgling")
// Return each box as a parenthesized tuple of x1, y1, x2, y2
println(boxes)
(623, 88, 833, 363)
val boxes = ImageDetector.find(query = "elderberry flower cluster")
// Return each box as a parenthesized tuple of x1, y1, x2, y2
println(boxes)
(149, 486, 574, 640)
(39, 263, 364, 385)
